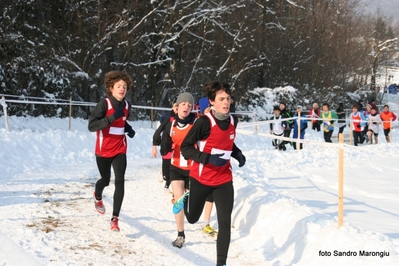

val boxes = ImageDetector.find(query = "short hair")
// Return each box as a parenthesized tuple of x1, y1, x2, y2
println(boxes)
(204, 81, 231, 101)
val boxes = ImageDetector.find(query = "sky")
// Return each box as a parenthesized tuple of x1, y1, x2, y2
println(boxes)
(0, 89, 399, 265)
(360, 0, 399, 23)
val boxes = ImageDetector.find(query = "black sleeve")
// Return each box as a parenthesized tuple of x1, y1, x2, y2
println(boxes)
(181, 116, 211, 165)
(88, 99, 116, 132)
(231, 143, 243, 160)
(160, 122, 173, 155)
(233, 114, 239, 127)
(269, 117, 274, 130)
(152, 119, 170, 146)
(124, 122, 133, 133)
(230, 115, 242, 158)
(287, 111, 294, 124)
(124, 102, 133, 133)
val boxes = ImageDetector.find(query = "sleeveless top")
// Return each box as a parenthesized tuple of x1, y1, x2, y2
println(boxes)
(350, 112, 362, 132)
(95, 98, 128, 158)
(189, 113, 235, 186)
(170, 120, 194, 170)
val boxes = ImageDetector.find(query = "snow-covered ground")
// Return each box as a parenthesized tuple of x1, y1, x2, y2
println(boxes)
(1, 95, 399, 266)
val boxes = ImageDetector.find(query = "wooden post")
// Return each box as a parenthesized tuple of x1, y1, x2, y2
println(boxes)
(150, 103, 154, 129)
(68, 96, 72, 130)
(1, 96, 10, 132)
(338, 133, 344, 228)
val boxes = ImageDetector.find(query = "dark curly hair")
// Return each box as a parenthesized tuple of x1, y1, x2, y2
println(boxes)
(104, 71, 133, 97)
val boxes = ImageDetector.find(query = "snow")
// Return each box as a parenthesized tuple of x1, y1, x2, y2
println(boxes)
(1, 96, 399, 265)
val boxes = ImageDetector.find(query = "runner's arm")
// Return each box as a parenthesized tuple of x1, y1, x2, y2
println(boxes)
(88, 100, 114, 132)
(181, 117, 211, 164)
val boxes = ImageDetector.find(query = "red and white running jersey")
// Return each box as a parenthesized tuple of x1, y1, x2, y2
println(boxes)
(170, 120, 194, 171)
(95, 98, 128, 158)
(350, 112, 362, 132)
(190, 113, 235, 186)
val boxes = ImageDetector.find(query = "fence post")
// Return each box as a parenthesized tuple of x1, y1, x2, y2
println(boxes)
(1, 96, 10, 132)
(68, 96, 72, 130)
(338, 133, 344, 228)
(253, 112, 258, 131)
(150, 103, 154, 129)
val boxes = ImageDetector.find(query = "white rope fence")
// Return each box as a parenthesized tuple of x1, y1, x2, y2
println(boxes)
(1, 94, 397, 136)
(0, 95, 257, 131)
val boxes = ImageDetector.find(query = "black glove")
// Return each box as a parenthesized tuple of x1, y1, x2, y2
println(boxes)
(373, 122, 377, 125)
(330, 120, 334, 124)
(356, 124, 361, 128)
(235, 152, 246, 167)
(127, 129, 135, 138)
(113, 107, 125, 120)
(208, 153, 228, 167)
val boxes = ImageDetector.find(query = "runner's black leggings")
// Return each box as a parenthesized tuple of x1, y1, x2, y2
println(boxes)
(184, 177, 234, 266)
(162, 158, 171, 183)
(353, 131, 364, 146)
(282, 129, 292, 145)
(95, 153, 126, 217)
(324, 130, 333, 143)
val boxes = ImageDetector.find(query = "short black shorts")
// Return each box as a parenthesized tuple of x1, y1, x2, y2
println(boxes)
(384, 128, 391, 137)
(368, 129, 378, 137)
(170, 165, 190, 189)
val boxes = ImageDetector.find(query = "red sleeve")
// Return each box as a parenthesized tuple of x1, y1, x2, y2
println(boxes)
(392, 112, 397, 121)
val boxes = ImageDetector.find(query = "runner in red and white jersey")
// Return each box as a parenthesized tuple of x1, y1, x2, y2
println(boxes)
(88, 71, 136, 232)
(181, 81, 246, 266)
